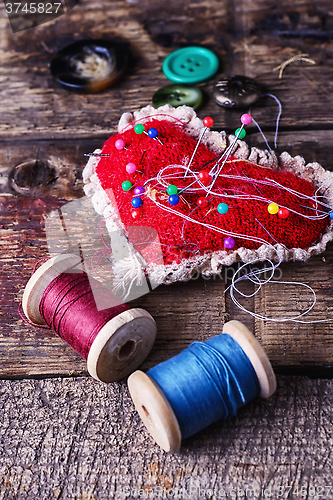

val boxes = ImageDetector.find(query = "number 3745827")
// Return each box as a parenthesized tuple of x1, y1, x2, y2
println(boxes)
(5, 3, 62, 14)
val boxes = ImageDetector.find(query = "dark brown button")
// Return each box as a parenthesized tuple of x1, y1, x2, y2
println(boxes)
(213, 75, 261, 109)
(8, 160, 55, 194)
(50, 39, 128, 93)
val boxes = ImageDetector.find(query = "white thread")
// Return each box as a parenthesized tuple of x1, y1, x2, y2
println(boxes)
(226, 257, 333, 324)
(184, 127, 208, 177)
(146, 163, 332, 221)
(250, 93, 283, 149)
(142, 161, 333, 323)
(250, 117, 272, 151)
(206, 125, 245, 196)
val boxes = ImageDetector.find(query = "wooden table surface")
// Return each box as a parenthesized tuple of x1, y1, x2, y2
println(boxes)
(1, 0, 333, 498)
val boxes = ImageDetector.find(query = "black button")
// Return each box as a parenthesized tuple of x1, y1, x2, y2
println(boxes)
(213, 75, 261, 109)
(50, 39, 128, 93)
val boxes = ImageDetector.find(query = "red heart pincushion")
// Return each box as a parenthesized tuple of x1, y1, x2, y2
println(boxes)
(83, 106, 333, 284)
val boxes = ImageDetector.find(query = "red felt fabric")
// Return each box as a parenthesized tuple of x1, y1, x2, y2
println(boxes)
(96, 119, 328, 265)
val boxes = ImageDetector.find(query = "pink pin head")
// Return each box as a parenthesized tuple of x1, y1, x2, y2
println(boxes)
(126, 162, 137, 174)
(240, 113, 252, 125)
(115, 139, 126, 150)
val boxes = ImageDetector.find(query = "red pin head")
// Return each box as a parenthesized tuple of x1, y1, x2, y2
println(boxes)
(203, 116, 214, 128)
(198, 171, 211, 186)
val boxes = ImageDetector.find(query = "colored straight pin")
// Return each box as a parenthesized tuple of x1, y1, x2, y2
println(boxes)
(84, 153, 111, 157)
(206, 114, 252, 197)
(115, 139, 128, 150)
(208, 134, 239, 178)
(205, 135, 242, 196)
(147, 128, 163, 145)
(210, 113, 252, 178)
(134, 123, 163, 145)
(178, 178, 197, 195)
(184, 117, 214, 178)
(299, 204, 330, 215)
(178, 170, 211, 195)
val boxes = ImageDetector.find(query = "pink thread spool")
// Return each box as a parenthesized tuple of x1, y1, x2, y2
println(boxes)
(22, 254, 157, 383)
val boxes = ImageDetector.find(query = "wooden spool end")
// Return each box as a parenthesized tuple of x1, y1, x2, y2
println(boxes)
(128, 370, 181, 452)
(128, 320, 276, 452)
(222, 320, 276, 398)
(22, 254, 157, 383)
(87, 308, 156, 383)
(22, 254, 83, 325)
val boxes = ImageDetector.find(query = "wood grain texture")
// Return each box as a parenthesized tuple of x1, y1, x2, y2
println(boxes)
(0, 375, 333, 499)
(0, 0, 333, 138)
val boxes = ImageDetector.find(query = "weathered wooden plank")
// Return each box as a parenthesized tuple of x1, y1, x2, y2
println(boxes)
(0, 0, 333, 139)
(254, 248, 333, 373)
(225, 256, 333, 375)
(0, 375, 332, 499)
(225, 246, 333, 373)
(0, 0, 230, 140)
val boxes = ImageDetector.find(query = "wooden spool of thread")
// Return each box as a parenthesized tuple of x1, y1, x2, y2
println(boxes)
(128, 320, 276, 452)
(22, 254, 157, 383)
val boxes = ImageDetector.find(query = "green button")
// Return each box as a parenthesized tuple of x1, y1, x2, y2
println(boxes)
(162, 47, 219, 84)
(152, 84, 203, 110)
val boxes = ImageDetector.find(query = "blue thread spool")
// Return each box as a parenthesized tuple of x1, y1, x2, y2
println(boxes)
(128, 320, 276, 452)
